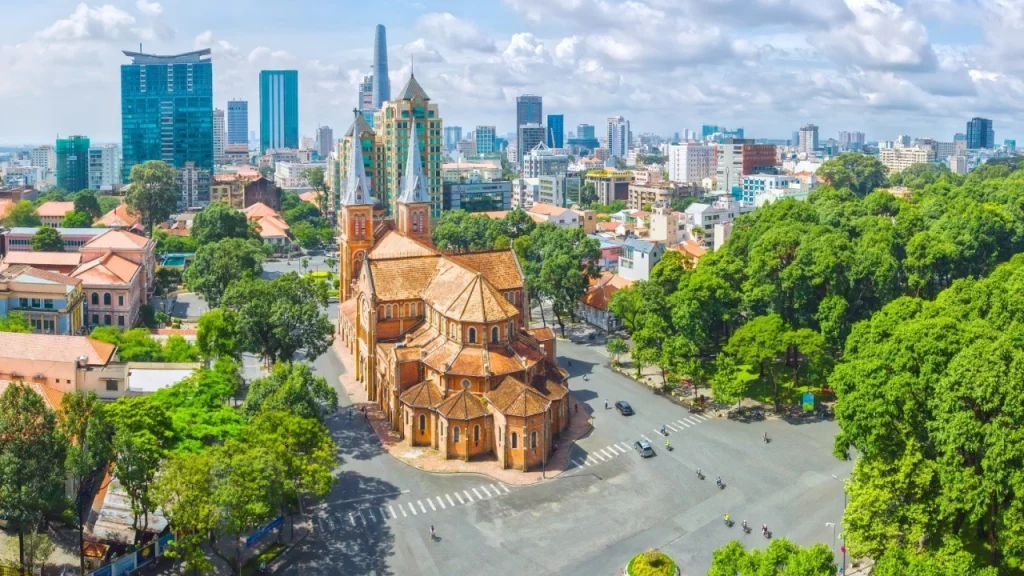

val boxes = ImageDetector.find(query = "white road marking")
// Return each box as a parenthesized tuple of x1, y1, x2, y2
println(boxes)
(358, 510, 366, 525)
(316, 516, 324, 532)
(348, 513, 355, 526)
(408, 503, 418, 515)
(602, 448, 617, 458)
(436, 496, 446, 509)
(427, 498, 436, 511)
(491, 484, 502, 496)
(455, 492, 465, 504)
(618, 442, 631, 451)
(418, 501, 427, 513)
(591, 451, 606, 462)
(666, 423, 679, 432)
(676, 420, 691, 428)
(446, 494, 456, 507)
(480, 485, 492, 497)
(693, 414, 709, 421)
(334, 489, 411, 505)
(399, 504, 407, 518)
(463, 490, 474, 502)
(366, 509, 375, 522)
(682, 417, 698, 425)
(472, 487, 484, 499)
(499, 483, 510, 494)
(326, 516, 335, 530)
(583, 457, 594, 467)
(381, 507, 390, 520)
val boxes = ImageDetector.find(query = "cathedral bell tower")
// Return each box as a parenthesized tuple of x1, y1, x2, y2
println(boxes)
(396, 118, 432, 241)
(339, 119, 374, 301)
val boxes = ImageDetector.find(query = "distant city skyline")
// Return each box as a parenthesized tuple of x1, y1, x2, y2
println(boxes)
(1, 1, 1022, 145)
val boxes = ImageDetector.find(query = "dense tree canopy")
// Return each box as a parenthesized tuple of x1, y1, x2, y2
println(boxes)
(183, 237, 266, 307)
(243, 362, 338, 422)
(709, 538, 836, 575)
(191, 202, 250, 246)
(30, 227, 64, 251)
(125, 160, 178, 236)
(431, 209, 537, 252)
(61, 210, 93, 228)
(1, 200, 41, 227)
(73, 191, 102, 218)
(816, 152, 889, 197)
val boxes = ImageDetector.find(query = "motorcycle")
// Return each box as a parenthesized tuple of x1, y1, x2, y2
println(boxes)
(742, 523, 752, 534)
(724, 518, 734, 528)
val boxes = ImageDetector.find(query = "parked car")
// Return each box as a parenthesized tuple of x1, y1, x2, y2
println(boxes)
(615, 401, 634, 416)
(634, 439, 655, 458)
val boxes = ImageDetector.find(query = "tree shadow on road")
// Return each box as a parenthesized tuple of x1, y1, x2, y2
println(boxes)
(327, 411, 386, 462)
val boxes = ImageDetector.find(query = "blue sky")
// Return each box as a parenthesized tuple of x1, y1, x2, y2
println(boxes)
(0, 0, 1020, 145)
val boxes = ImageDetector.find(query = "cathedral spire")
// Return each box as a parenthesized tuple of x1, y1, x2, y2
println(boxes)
(398, 123, 430, 205)
(342, 121, 373, 206)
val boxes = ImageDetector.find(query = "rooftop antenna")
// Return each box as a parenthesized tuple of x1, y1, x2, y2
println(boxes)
(411, 55, 414, 76)
(139, 43, 142, 53)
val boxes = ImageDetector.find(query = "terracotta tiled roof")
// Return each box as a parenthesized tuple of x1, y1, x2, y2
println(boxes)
(368, 257, 442, 301)
(96, 203, 139, 228)
(0, 264, 82, 288)
(448, 347, 489, 376)
(0, 380, 65, 411)
(484, 376, 550, 417)
(489, 344, 531, 375)
(0, 251, 82, 271)
(447, 250, 523, 290)
(299, 191, 321, 204)
(530, 375, 569, 400)
(483, 211, 509, 220)
(0, 332, 115, 365)
(339, 298, 357, 327)
(37, 201, 75, 218)
(581, 272, 633, 311)
(436, 389, 488, 420)
(255, 215, 290, 238)
(422, 261, 519, 323)
(674, 239, 707, 261)
(399, 381, 444, 409)
(72, 252, 140, 285)
(508, 339, 545, 368)
(370, 230, 438, 259)
(528, 327, 555, 341)
(597, 222, 619, 232)
(422, 340, 462, 374)
(527, 203, 570, 217)
(242, 202, 280, 220)
(81, 229, 150, 250)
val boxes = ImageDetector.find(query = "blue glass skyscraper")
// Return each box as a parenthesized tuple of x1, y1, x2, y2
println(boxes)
(259, 70, 299, 153)
(546, 114, 564, 148)
(227, 100, 248, 145)
(371, 25, 391, 109)
(966, 117, 994, 149)
(120, 48, 214, 185)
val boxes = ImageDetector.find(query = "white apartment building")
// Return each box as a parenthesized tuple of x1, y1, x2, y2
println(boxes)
(2, 165, 46, 188)
(523, 143, 569, 178)
(684, 196, 754, 250)
(88, 144, 122, 191)
(537, 175, 581, 207)
(31, 146, 56, 175)
(618, 238, 665, 283)
(950, 154, 970, 175)
(511, 177, 541, 209)
(798, 124, 819, 155)
(741, 174, 807, 207)
(274, 161, 326, 189)
(607, 116, 630, 158)
(442, 162, 502, 183)
(667, 143, 715, 184)
(879, 146, 936, 174)
(213, 109, 226, 165)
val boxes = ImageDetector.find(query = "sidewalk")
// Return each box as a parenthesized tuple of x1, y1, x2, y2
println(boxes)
(331, 340, 593, 486)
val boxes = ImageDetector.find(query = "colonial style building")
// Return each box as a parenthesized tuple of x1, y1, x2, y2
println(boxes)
(337, 118, 569, 472)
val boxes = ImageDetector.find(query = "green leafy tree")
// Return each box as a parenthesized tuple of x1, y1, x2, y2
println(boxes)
(431, 209, 496, 252)
(211, 440, 283, 574)
(708, 538, 836, 575)
(605, 338, 629, 364)
(97, 196, 124, 215)
(162, 335, 201, 362)
(183, 238, 266, 307)
(152, 452, 217, 573)
(816, 152, 889, 197)
(31, 226, 64, 251)
(303, 166, 328, 215)
(243, 362, 338, 422)
(125, 160, 179, 236)
(57, 392, 113, 575)
(191, 202, 249, 246)
(292, 221, 322, 249)
(873, 538, 998, 576)
(62, 210, 93, 228)
(0, 383, 67, 571)
(1, 200, 41, 227)
(579, 182, 599, 207)
(149, 367, 245, 453)
(117, 328, 166, 362)
(0, 312, 32, 333)
(222, 273, 334, 364)
(721, 314, 788, 409)
(73, 191, 102, 218)
(113, 428, 162, 540)
(197, 308, 242, 361)
(154, 229, 198, 254)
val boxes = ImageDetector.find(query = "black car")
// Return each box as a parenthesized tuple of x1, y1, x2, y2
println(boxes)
(615, 401, 634, 415)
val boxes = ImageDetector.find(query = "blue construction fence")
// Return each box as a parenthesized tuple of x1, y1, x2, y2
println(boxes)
(89, 533, 175, 576)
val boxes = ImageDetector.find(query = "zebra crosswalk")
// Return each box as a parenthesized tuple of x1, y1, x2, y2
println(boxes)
(569, 442, 634, 469)
(316, 483, 512, 531)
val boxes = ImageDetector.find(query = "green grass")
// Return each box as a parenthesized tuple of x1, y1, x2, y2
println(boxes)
(240, 541, 287, 576)
(627, 550, 676, 576)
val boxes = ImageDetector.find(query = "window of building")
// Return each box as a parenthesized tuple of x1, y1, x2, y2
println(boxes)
(419, 414, 426, 432)
(511, 432, 518, 449)
(468, 327, 477, 344)
(491, 326, 499, 343)
(385, 305, 393, 319)
(118, 316, 124, 326)
(105, 380, 118, 391)
(31, 298, 40, 308)
(104, 315, 111, 325)
(91, 314, 98, 325)
(474, 425, 480, 445)
(453, 426, 460, 443)
(19, 298, 28, 308)
(118, 295, 124, 306)
(531, 431, 538, 449)
(44, 299, 53, 309)
(103, 293, 111, 305)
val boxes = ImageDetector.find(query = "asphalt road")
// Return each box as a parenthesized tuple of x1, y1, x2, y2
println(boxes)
(275, 323, 853, 576)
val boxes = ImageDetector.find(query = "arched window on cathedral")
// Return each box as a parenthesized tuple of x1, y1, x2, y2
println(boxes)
(531, 431, 538, 448)
(468, 327, 477, 344)
(385, 305, 393, 319)
(491, 326, 499, 343)
(511, 432, 518, 449)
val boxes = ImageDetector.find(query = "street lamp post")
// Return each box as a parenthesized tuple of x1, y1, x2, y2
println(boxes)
(832, 474, 848, 573)
(825, 522, 837, 561)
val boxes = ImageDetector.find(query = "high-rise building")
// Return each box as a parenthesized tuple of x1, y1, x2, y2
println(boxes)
(546, 114, 564, 148)
(607, 116, 631, 158)
(702, 125, 720, 140)
(456, 140, 476, 157)
(259, 70, 299, 153)
(880, 146, 936, 173)
(517, 123, 546, 167)
(317, 125, 334, 160)
(716, 139, 777, 195)
(516, 95, 543, 132)
(227, 100, 248, 146)
(56, 136, 91, 193)
(177, 161, 210, 209)
(371, 25, 391, 109)
(1005, 139, 1017, 154)
(475, 126, 496, 154)
(375, 72, 443, 218)
(213, 109, 226, 165)
(87, 144, 122, 190)
(31, 146, 56, 177)
(358, 75, 375, 125)
(950, 154, 969, 175)
(839, 131, 865, 151)
(578, 124, 596, 140)
(667, 143, 715, 184)
(120, 49, 214, 194)
(523, 142, 568, 178)
(444, 126, 462, 150)
(966, 117, 994, 149)
(798, 124, 819, 155)
(953, 132, 966, 142)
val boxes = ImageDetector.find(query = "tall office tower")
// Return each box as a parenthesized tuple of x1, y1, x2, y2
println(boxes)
(475, 125, 496, 154)
(443, 126, 462, 150)
(577, 124, 596, 140)
(516, 95, 543, 132)
(56, 136, 91, 193)
(966, 117, 994, 149)
(607, 116, 631, 158)
(358, 75, 375, 124)
(371, 25, 391, 109)
(259, 70, 299, 153)
(335, 109, 386, 213)
(227, 100, 248, 145)
(317, 125, 334, 159)
(798, 124, 819, 155)
(213, 109, 226, 164)
(375, 71, 443, 218)
(88, 144, 122, 190)
(953, 132, 966, 142)
(121, 48, 214, 197)
(702, 125, 720, 140)
(667, 143, 715, 184)
(546, 114, 564, 148)
(517, 123, 546, 167)
(31, 145, 56, 175)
